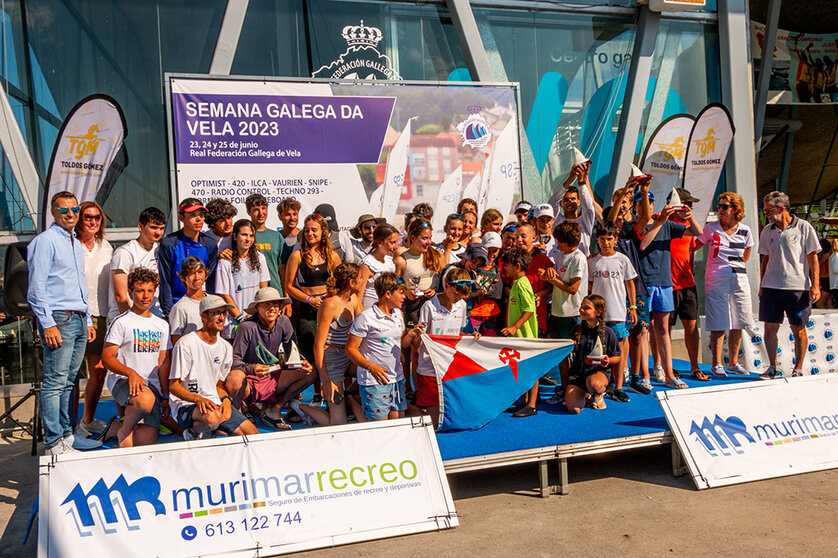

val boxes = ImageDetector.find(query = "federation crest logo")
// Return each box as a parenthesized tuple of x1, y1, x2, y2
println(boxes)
(456, 113, 492, 149)
(311, 21, 402, 80)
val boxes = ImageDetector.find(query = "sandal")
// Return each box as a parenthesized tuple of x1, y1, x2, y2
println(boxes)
(586, 393, 607, 410)
(690, 369, 710, 382)
(665, 377, 689, 389)
(95, 416, 121, 443)
(262, 415, 292, 430)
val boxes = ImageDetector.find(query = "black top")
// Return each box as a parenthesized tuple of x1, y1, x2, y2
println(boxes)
(298, 259, 330, 287)
(569, 322, 620, 381)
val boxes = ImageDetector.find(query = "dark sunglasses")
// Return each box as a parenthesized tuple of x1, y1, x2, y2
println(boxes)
(717, 203, 732, 211)
(54, 206, 81, 215)
(83, 213, 102, 221)
(502, 225, 516, 233)
(361, 223, 377, 230)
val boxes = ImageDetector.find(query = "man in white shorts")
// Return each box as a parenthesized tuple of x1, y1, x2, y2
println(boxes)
(169, 295, 259, 439)
(99, 268, 171, 447)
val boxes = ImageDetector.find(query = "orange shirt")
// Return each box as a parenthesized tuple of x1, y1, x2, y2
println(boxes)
(669, 217, 695, 290)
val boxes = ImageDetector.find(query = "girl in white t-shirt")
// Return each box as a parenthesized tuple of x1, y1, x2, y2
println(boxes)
(216, 219, 269, 338)
(412, 267, 479, 428)
(356, 224, 399, 309)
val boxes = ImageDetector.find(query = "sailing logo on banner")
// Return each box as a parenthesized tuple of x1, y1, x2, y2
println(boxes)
(61, 474, 166, 535)
(312, 21, 402, 80)
(456, 113, 493, 150)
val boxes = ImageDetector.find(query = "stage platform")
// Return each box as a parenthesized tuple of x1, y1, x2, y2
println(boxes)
(81, 358, 757, 497)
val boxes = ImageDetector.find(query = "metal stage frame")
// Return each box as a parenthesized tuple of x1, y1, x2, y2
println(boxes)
(443, 431, 686, 497)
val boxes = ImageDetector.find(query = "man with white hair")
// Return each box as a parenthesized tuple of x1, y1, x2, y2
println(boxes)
(758, 191, 821, 379)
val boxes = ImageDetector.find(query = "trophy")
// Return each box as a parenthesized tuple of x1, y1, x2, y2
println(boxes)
(585, 336, 609, 367)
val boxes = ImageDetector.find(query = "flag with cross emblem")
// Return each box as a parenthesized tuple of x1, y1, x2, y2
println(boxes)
(421, 334, 574, 431)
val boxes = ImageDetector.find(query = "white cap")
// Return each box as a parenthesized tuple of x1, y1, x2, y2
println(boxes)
(200, 294, 234, 314)
(534, 204, 554, 219)
(630, 164, 644, 178)
(482, 231, 502, 249)
(514, 201, 533, 214)
(573, 147, 590, 166)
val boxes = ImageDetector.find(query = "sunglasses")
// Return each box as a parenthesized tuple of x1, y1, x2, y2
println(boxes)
(717, 203, 732, 211)
(54, 206, 81, 215)
(448, 279, 474, 288)
(414, 220, 432, 231)
(361, 223, 377, 231)
(83, 213, 102, 221)
(386, 278, 406, 293)
(503, 224, 517, 233)
(447, 213, 464, 222)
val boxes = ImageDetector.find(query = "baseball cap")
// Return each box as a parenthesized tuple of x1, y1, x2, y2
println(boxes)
(633, 190, 655, 203)
(514, 201, 533, 214)
(534, 204, 554, 219)
(464, 244, 489, 262)
(199, 294, 234, 314)
(666, 188, 700, 204)
(178, 198, 206, 214)
(482, 231, 502, 249)
(313, 203, 339, 232)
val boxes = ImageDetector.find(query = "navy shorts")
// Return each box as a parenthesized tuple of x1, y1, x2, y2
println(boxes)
(176, 403, 248, 435)
(759, 288, 811, 326)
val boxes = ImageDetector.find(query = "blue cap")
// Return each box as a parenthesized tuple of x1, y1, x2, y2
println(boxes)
(633, 190, 654, 203)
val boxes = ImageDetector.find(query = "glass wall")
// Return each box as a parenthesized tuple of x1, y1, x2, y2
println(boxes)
(474, 8, 636, 204)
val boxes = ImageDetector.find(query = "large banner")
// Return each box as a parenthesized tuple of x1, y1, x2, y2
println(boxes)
(39, 419, 456, 558)
(640, 114, 695, 208)
(657, 376, 838, 489)
(751, 22, 838, 105)
(681, 103, 734, 224)
(168, 77, 521, 232)
(422, 335, 574, 431)
(42, 94, 128, 229)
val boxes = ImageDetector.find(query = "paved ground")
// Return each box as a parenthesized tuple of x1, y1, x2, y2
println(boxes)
(4, 341, 838, 557)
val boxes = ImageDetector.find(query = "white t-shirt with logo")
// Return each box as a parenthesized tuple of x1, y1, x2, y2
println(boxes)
(169, 295, 204, 339)
(108, 240, 162, 321)
(103, 311, 171, 393)
(349, 305, 405, 386)
(168, 331, 232, 416)
(551, 248, 588, 318)
(215, 252, 270, 337)
(758, 216, 821, 290)
(416, 296, 467, 377)
(587, 252, 637, 323)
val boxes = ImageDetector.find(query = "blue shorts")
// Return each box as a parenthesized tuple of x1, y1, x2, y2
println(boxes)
(627, 294, 650, 330)
(359, 379, 407, 420)
(758, 288, 811, 326)
(176, 404, 248, 435)
(606, 321, 629, 339)
(646, 286, 674, 313)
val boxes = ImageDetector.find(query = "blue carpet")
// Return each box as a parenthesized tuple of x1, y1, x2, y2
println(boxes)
(80, 358, 756, 459)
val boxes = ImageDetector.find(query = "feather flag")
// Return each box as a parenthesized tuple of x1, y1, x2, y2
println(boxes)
(422, 334, 574, 431)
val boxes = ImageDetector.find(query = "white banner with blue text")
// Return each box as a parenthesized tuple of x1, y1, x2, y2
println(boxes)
(39, 417, 456, 558)
(657, 375, 838, 489)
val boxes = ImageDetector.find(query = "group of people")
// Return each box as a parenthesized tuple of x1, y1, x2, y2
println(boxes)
(28, 165, 822, 455)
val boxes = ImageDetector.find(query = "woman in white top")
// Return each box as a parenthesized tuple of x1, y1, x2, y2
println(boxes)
(694, 192, 754, 377)
(460, 210, 480, 245)
(215, 219, 269, 339)
(356, 223, 399, 309)
(75, 201, 113, 438)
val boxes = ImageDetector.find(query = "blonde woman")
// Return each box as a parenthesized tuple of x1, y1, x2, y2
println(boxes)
(694, 192, 754, 377)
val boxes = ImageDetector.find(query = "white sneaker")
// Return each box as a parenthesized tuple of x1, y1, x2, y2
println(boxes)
(64, 433, 103, 451)
(289, 400, 317, 426)
(727, 363, 751, 376)
(76, 418, 107, 437)
(183, 428, 210, 441)
(653, 366, 665, 383)
(46, 440, 77, 456)
(710, 364, 728, 378)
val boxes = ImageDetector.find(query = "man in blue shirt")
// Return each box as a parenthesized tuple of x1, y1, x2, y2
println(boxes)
(27, 191, 102, 455)
(157, 198, 218, 317)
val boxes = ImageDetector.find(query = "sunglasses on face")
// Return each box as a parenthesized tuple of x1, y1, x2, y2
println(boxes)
(83, 213, 102, 221)
(54, 206, 81, 215)
(717, 203, 732, 211)
(361, 224, 377, 231)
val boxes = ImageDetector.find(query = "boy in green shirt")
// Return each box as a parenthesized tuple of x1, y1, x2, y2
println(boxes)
(246, 193, 285, 297)
(500, 247, 539, 417)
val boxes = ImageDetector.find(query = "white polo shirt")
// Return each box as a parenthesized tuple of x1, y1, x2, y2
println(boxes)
(759, 216, 821, 291)
(416, 296, 467, 377)
(350, 305, 405, 386)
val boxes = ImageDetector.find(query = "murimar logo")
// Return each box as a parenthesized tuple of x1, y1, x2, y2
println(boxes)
(689, 415, 755, 457)
(61, 474, 166, 535)
(690, 411, 838, 457)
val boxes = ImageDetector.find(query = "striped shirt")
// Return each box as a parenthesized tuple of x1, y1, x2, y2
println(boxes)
(698, 222, 753, 280)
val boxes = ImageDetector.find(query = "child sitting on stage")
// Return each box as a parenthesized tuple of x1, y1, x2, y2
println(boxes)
(412, 267, 479, 428)
(565, 294, 622, 413)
